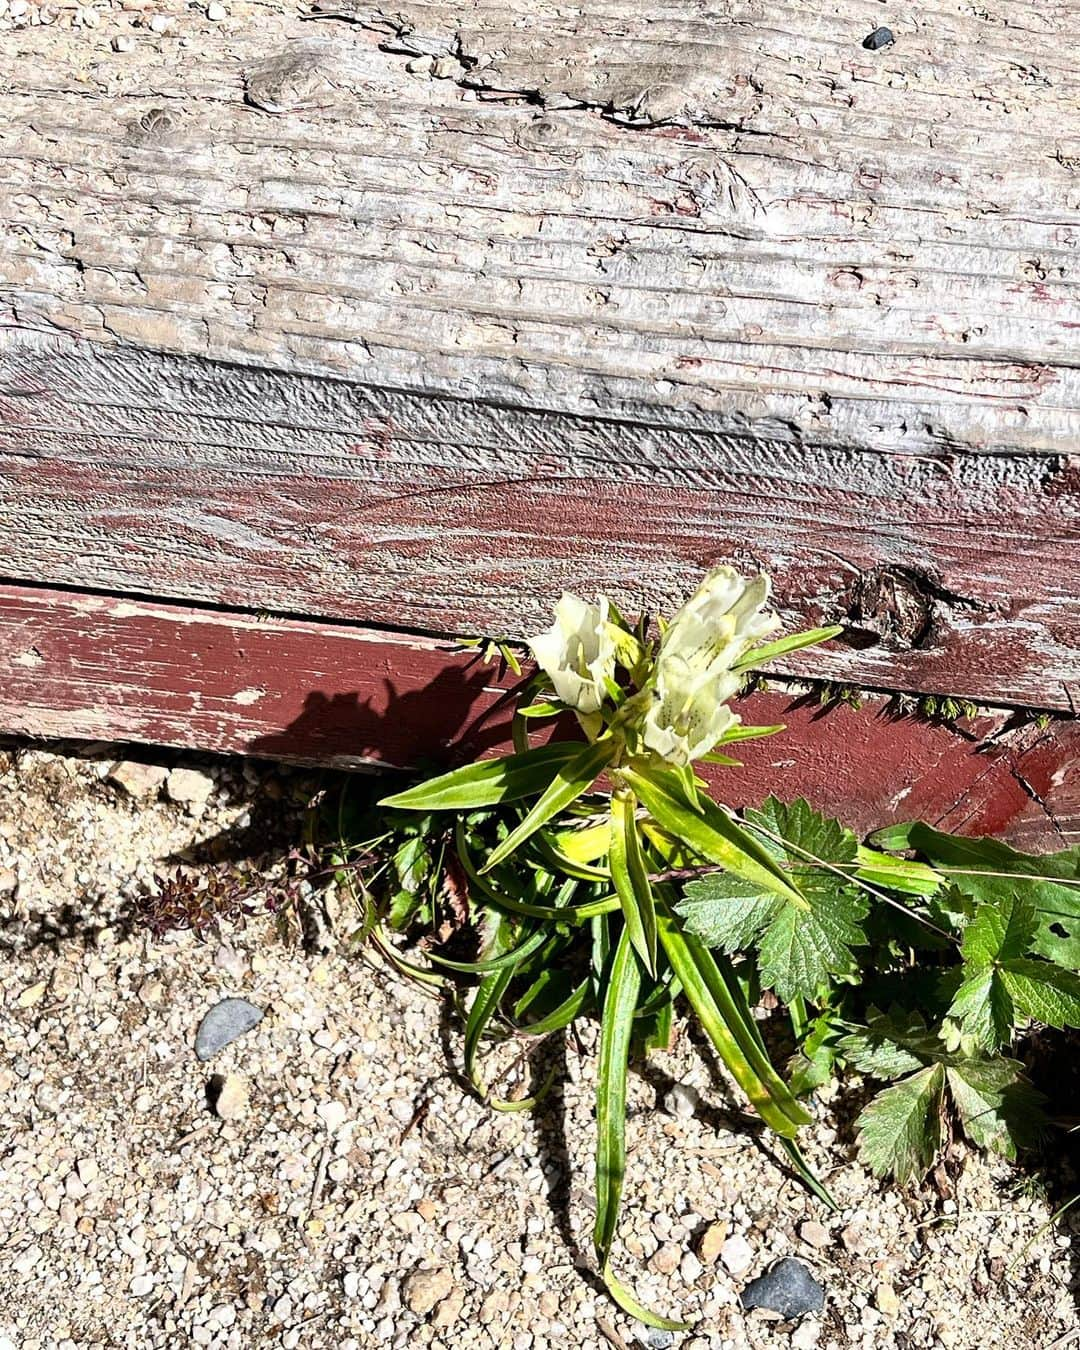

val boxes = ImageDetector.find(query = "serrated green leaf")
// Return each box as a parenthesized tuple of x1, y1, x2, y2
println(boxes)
(838, 1020, 926, 1079)
(677, 872, 778, 952)
(747, 796, 858, 868)
(678, 870, 868, 1002)
(757, 890, 866, 1002)
(946, 1060, 1046, 1158)
(929, 884, 978, 932)
(876, 822, 1080, 969)
(1000, 959, 1080, 1029)
(789, 1012, 842, 1097)
(947, 893, 1080, 1045)
(387, 887, 426, 932)
(947, 967, 1015, 1051)
(856, 1063, 945, 1182)
(960, 894, 1037, 968)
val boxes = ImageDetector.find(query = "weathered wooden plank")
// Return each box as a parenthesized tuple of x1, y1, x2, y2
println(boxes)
(2, 583, 1075, 847)
(1, 333, 1076, 708)
(2, 0, 1078, 454)
(0, 0, 1076, 721)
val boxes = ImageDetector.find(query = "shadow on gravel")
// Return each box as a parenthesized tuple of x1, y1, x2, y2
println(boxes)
(431, 991, 606, 1292)
(0, 896, 145, 957)
(1016, 1029, 1080, 1323)
(526, 1029, 610, 1295)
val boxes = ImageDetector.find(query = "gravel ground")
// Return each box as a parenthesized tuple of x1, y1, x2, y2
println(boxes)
(0, 742, 1077, 1350)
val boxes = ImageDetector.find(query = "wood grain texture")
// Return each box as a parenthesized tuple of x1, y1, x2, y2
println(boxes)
(2, 0, 1078, 448)
(0, 0, 1077, 711)
(2, 583, 1076, 848)
(1, 332, 1076, 707)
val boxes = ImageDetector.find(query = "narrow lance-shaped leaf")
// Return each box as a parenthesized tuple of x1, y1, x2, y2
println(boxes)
(426, 924, 548, 975)
(730, 625, 844, 672)
(622, 766, 807, 909)
(514, 979, 592, 1037)
(594, 927, 640, 1269)
(380, 743, 584, 811)
(714, 722, 786, 745)
(609, 787, 658, 975)
(656, 908, 809, 1136)
(463, 922, 516, 1096)
(593, 932, 685, 1331)
(854, 845, 941, 897)
(482, 738, 617, 872)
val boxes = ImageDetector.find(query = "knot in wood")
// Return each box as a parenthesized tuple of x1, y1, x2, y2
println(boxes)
(244, 44, 340, 114)
(129, 107, 178, 145)
(849, 565, 935, 649)
(513, 115, 582, 160)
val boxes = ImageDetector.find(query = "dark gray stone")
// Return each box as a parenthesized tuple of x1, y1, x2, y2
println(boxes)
(862, 25, 895, 50)
(740, 1257, 825, 1319)
(194, 997, 263, 1061)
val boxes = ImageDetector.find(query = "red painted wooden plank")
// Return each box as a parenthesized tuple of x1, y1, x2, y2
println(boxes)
(1, 337, 1077, 710)
(2, 583, 1075, 847)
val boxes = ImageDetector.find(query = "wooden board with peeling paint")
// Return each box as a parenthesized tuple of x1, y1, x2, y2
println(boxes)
(2, 583, 1076, 849)
(0, 0, 1076, 826)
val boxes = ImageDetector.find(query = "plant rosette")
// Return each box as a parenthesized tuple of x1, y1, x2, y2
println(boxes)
(323, 567, 1080, 1328)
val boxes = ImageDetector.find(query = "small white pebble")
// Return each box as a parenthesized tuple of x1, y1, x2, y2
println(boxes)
(662, 1082, 700, 1119)
(720, 1234, 754, 1275)
(208, 1303, 237, 1329)
(791, 1321, 821, 1350)
(206, 1, 226, 17)
(318, 1100, 348, 1133)
(129, 1274, 154, 1296)
(147, 13, 171, 32)
(112, 33, 135, 50)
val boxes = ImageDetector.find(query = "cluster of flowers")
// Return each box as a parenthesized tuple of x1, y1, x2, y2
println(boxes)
(527, 566, 779, 766)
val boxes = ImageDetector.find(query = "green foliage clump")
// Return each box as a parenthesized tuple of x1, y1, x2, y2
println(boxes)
(321, 572, 1079, 1328)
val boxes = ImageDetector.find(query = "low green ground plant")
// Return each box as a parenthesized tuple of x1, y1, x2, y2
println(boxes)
(325, 569, 1080, 1326)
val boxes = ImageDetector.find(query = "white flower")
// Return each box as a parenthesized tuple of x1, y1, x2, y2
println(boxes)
(639, 567, 780, 766)
(528, 592, 617, 718)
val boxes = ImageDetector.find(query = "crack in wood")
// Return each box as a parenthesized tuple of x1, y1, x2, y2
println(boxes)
(305, 3, 764, 131)
(1010, 763, 1069, 844)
